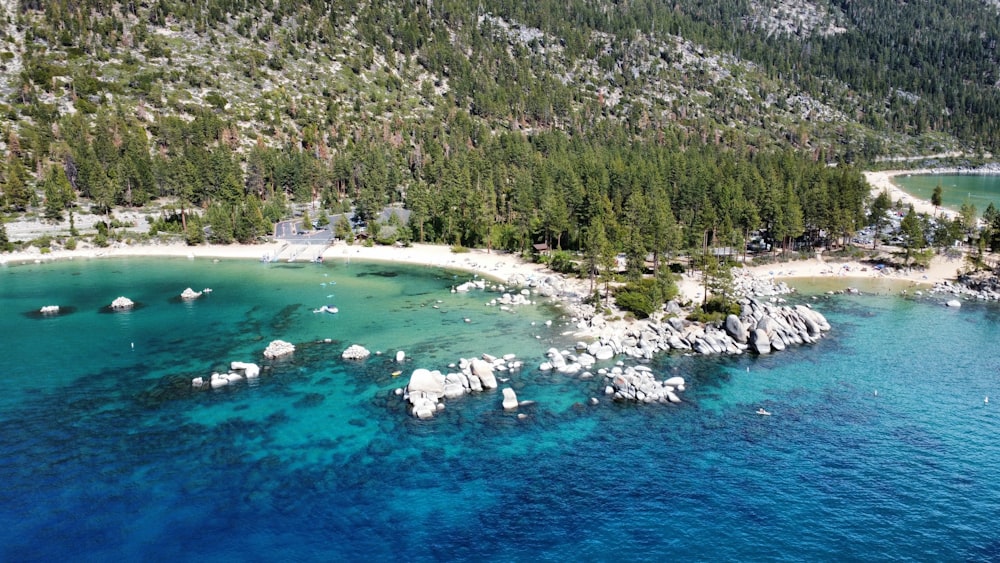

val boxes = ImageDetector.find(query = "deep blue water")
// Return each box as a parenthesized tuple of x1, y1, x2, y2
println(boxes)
(1, 257, 999, 561)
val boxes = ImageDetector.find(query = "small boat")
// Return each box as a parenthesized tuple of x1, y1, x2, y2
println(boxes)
(391, 371, 402, 377)
(756, 408, 772, 416)
(313, 305, 338, 314)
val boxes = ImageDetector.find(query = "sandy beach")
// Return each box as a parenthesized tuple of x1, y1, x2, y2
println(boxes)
(4, 162, 983, 299)
(0, 239, 587, 290)
(864, 169, 963, 219)
(740, 252, 964, 287)
(1, 234, 964, 305)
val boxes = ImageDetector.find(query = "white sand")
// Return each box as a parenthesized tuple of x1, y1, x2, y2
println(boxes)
(864, 169, 960, 219)
(320, 243, 554, 282)
(740, 252, 963, 288)
(1, 234, 964, 300)
(1, 239, 589, 292)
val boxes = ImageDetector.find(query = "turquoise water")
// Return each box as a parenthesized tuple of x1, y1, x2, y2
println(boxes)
(893, 173, 1000, 215)
(2, 258, 1000, 561)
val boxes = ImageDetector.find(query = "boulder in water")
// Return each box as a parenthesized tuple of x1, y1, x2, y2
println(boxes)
(110, 296, 134, 310)
(471, 358, 497, 389)
(750, 329, 771, 355)
(342, 344, 371, 360)
(502, 387, 518, 410)
(231, 361, 260, 378)
(180, 287, 202, 300)
(263, 340, 295, 359)
(594, 345, 615, 361)
(724, 314, 747, 343)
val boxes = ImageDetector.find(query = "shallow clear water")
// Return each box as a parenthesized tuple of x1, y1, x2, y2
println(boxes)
(2, 258, 999, 561)
(893, 173, 1000, 215)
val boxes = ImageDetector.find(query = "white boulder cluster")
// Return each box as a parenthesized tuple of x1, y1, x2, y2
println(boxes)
(571, 298, 830, 360)
(932, 279, 1000, 303)
(732, 269, 795, 298)
(110, 296, 134, 310)
(505, 272, 577, 299)
(489, 290, 533, 308)
(740, 300, 831, 354)
(341, 344, 371, 360)
(453, 279, 487, 292)
(604, 365, 686, 404)
(192, 361, 261, 389)
(397, 353, 525, 419)
(539, 346, 604, 374)
(263, 339, 295, 359)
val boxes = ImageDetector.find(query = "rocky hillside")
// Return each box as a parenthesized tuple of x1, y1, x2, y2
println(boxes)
(1, 0, 999, 163)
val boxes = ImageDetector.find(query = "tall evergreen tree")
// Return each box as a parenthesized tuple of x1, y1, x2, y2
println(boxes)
(2, 157, 32, 212)
(868, 190, 893, 249)
(42, 165, 75, 221)
(899, 205, 925, 264)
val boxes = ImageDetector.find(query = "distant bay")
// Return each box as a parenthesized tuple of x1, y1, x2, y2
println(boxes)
(893, 173, 1000, 215)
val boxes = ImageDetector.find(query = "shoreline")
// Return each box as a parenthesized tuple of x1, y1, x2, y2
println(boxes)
(739, 253, 963, 289)
(863, 163, 1000, 219)
(863, 169, 959, 219)
(1, 236, 964, 296)
(2, 163, 981, 296)
(0, 239, 597, 294)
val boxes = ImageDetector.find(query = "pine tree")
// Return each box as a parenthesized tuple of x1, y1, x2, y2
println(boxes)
(931, 183, 943, 211)
(868, 190, 893, 249)
(0, 218, 10, 251)
(899, 205, 925, 264)
(2, 158, 32, 212)
(42, 165, 74, 221)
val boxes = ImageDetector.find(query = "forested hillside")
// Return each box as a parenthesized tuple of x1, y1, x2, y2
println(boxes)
(0, 0, 995, 268)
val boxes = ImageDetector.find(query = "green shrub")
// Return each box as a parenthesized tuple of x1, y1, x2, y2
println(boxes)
(184, 225, 204, 246)
(612, 272, 680, 318)
(450, 245, 469, 254)
(687, 296, 741, 324)
(614, 290, 654, 318)
(549, 250, 578, 274)
(64, 237, 77, 250)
